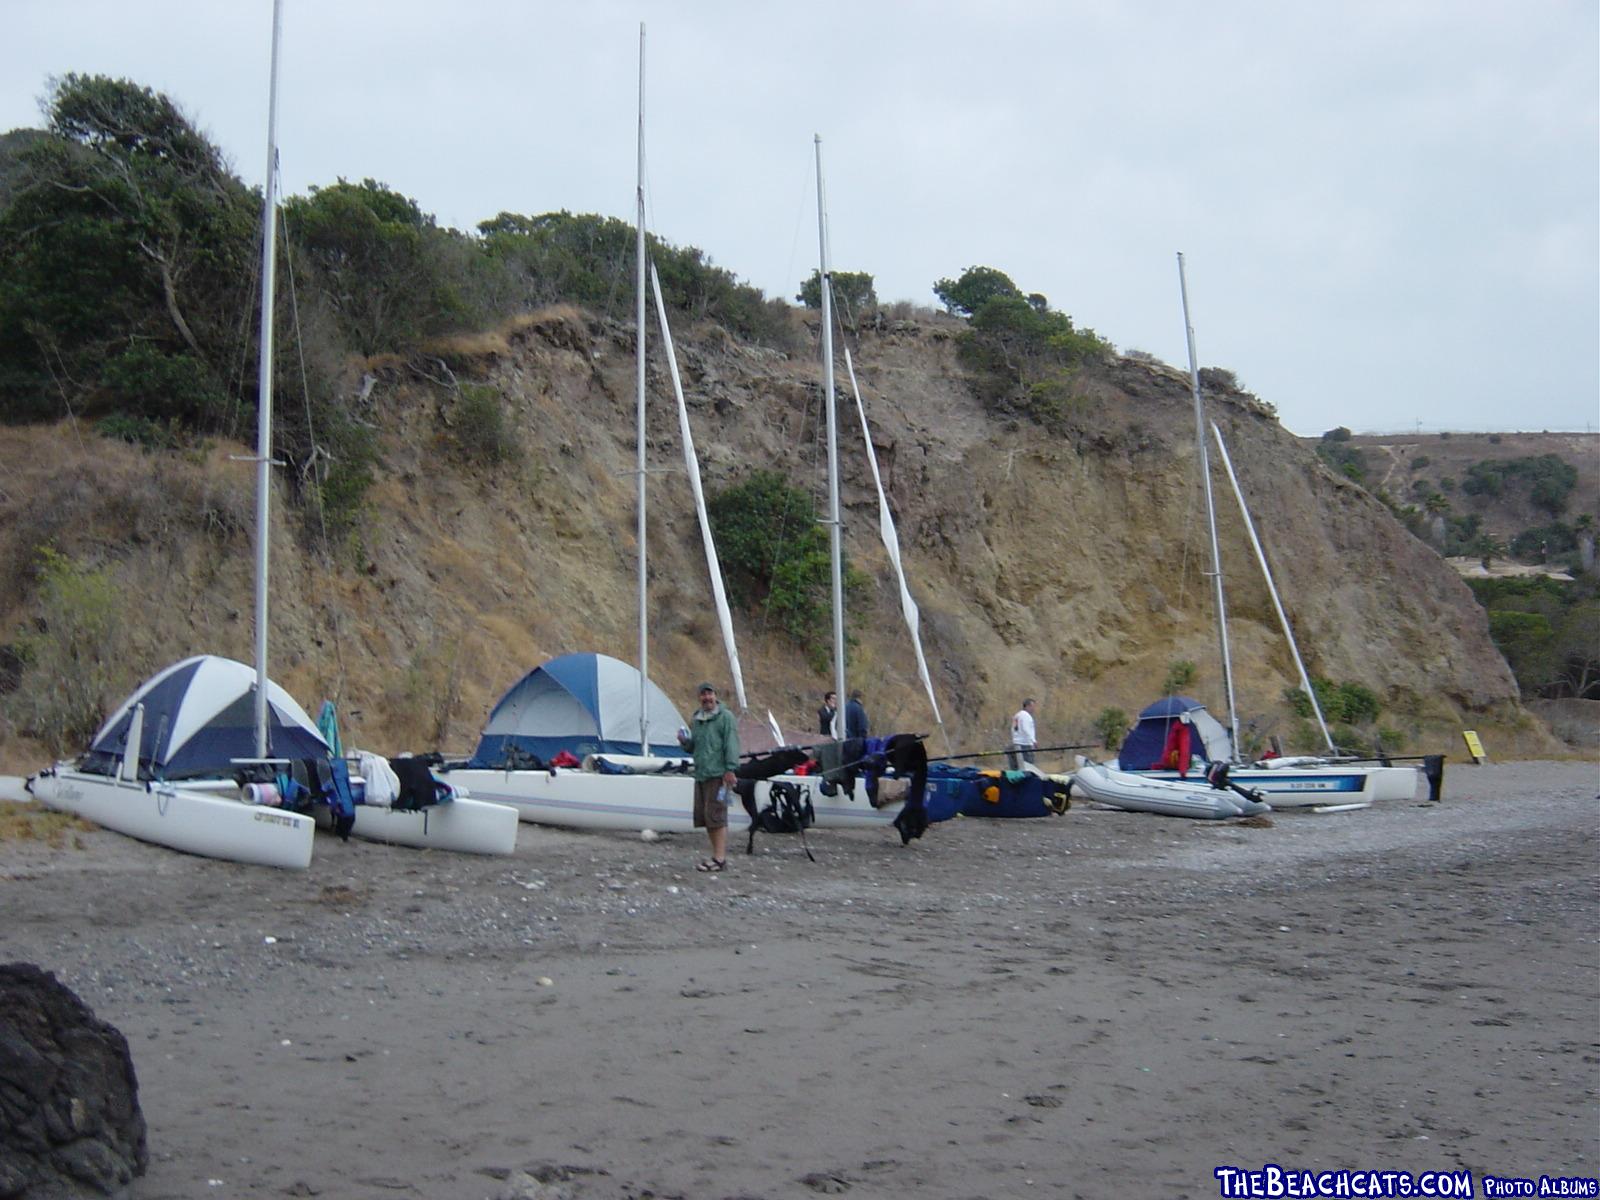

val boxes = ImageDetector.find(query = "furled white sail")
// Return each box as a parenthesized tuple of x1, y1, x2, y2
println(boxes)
(839, 339, 948, 752)
(1210, 421, 1335, 752)
(648, 262, 748, 711)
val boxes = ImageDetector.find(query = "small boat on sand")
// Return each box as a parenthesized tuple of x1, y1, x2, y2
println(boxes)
(1071, 758, 1270, 820)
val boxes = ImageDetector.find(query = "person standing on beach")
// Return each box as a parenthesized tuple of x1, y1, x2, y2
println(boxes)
(817, 691, 838, 737)
(845, 690, 869, 740)
(1008, 698, 1037, 769)
(678, 682, 739, 873)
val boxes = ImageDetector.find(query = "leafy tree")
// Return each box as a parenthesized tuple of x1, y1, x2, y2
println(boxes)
(950, 285, 1110, 428)
(283, 178, 478, 355)
(708, 470, 856, 652)
(1459, 455, 1577, 515)
(478, 210, 796, 349)
(1467, 574, 1600, 697)
(1486, 610, 1556, 694)
(933, 265, 1020, 316)
(1198, 366, 1240, 391)
(1472, 533, 1503, 570)
(478, 209, 633, 310)
(0, 74, 257, 426)
(1553, 600, 1600, 697)
(1316, 437, 1367, 482)
(1528, 456, 1579, 515)
(1461, 461, 1504, 498)
(796, 269, 877, 316)
(98, 342, 228, 428)
(1509, 522, 1575, 562)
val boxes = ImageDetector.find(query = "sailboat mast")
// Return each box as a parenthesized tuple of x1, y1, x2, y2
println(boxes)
(1176, 252, 1240, 759)
(635, 24, 650, 754)
(1211, 423, 1336, 752)
(252, 0, 284, 759)
(815, 136, 846, 738)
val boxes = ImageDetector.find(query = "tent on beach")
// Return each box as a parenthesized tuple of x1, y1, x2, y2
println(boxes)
(82, 655, 329, 780)
(1115, 695, 1233, 773)
(468, 652, 689, 766)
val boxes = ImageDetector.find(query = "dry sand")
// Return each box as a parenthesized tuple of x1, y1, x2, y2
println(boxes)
(2, 760, 1597, 1200)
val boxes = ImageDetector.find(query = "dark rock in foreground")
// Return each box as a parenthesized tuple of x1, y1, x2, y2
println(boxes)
(0, 962, 147, 1198)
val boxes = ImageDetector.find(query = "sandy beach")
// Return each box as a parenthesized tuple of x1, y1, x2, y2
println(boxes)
(3, 760, 1596, 1199)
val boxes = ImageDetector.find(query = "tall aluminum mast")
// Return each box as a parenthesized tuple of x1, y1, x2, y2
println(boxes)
(815, 136, 846, 737)
(1176, 252, 1240, 760)
(252, 0, 285, 758)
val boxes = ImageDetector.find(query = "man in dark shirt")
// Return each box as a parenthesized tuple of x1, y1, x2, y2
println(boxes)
(817, 691, 838, 737)
(845, 690, 869, 740)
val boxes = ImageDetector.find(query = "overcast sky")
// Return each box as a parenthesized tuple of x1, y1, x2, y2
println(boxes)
(5, 0, 1596, 436)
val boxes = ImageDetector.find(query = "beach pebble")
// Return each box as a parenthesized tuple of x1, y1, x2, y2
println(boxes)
(536, 977, 554, 987)
(640, 829, 659, 841)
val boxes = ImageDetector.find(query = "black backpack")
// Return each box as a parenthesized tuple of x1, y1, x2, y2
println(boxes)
(744, 779, 816, 861)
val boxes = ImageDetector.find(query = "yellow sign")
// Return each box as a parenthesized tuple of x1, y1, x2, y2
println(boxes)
(1462, 730, 1486, 763)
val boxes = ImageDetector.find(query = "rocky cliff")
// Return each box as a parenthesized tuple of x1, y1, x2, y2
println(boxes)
(0, 306, 1548, 771)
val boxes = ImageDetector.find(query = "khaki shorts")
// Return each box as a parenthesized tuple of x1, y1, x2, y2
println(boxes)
(693, 777, 727, 830)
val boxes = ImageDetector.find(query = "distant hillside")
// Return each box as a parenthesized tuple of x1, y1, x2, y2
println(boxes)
(1300, 430, 1599, 566)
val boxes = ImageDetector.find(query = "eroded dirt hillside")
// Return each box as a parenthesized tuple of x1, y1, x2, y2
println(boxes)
(0, 306, 1551, 771)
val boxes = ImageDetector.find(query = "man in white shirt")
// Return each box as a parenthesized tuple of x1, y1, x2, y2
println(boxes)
(1009, 698, 1037, 769)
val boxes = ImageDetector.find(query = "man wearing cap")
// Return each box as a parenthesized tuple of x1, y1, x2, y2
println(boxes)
(677, 681, 740, 872)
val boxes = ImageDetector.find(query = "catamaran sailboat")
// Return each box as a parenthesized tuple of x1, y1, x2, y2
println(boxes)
(28, 1, 515, 862)
(1104, 255, 1416, 812)
(440, 46, 930, 833)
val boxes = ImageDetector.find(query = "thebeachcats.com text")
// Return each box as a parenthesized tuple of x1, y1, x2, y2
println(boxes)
(1214, 1163, 1600, 1198)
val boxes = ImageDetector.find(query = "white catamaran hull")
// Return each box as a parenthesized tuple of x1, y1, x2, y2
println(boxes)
(333, 797, 519, 855)
(1366, 767, 1421, 803)
(27, 768, 315, 870)
(442, 766, 899, 833)
(1114, 762, 1385, 810)
(179, 775, 522, 856)
(1072, 760, 1270, 820)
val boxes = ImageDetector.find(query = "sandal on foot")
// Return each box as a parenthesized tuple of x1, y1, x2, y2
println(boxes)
(695, 858, 726, 873)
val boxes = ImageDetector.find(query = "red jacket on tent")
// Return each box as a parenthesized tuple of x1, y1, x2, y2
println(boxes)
(1152, 720, 1192, 776)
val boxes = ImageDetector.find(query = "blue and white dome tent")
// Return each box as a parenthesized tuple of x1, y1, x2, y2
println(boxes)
(1116, 695, 1233, 771)
(469, 652, 690, 766)
(82, 655, 329, 780)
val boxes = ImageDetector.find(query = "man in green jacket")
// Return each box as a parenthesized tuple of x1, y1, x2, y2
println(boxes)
(678, 681, 739, 872)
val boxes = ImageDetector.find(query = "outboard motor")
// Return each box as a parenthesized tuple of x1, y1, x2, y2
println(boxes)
(1205, 760, 1269, 812)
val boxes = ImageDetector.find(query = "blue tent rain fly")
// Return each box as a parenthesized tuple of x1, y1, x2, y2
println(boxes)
(83, 655, 329, 779)
(470, 652, 690, 766)
(1116, 696, 1233, 771)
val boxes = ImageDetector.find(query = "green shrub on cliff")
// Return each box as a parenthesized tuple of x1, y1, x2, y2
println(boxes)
(12, 548, 121, 755)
